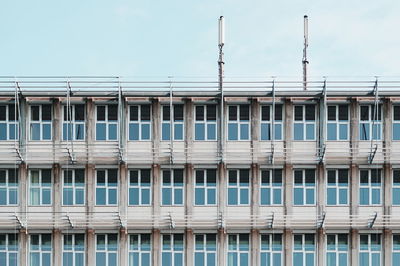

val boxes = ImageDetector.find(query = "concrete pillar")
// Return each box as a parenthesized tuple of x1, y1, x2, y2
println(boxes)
(384, 229, 392, 266)
(152, 229, 161, 266)
(384, 164, 392, 217)
(251, 229, 259, 266)
(119, 230, 128, 266)
(317, 164, 325, 214)
(86, 163, 95, 230)
(217, 229, 226, 266)
(152, 100, 160, 162)
(53, 229, 62, 266)
(185, 99, 194, 163)
(251, 163, 259, 217)
(52, 99, 61, 162)
(19, 230, 27, 266)
(285, 164, 293, 215)
(185, 164, 194, 216)
(19, 163, 28, 214)
(250, 98, 260, 162)
(86, 99, 94, 161)
(350, 99, 358, 163)
(350, 229, 358, 266)
(284, 229, 292, 266)
(119, 163, 128, 217)
(284, 99, 293, 163)
(217, 162, 226, 214)
(317, 229, 324, 266)
(350, 164, 359, 216)
(185, 229, 194, 266)
(152, 164, 161, 217)
(86, 229, 95, 266)
(53, 163, 61, 214)
(383, 98, 391, 162)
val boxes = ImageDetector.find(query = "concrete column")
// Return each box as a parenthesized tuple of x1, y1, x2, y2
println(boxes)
(152, 164, 161, 217)
(19, 230, 27, 266)
(119, 230, 128, 266)
(251, 163, 260, 217)
(152, 100, 160, 162)
(185, 164, 194, 216)
(86, 229, 95, 266)
(350, 164, 359, 216)
(53, 229, 62, 266)
(185, 99, 193, 163)
(284, 99, 293, 163)
(317, 164, 325, 214)
(217, 229, 226, 266)
(19, 163, 28, 214)
(217, 162, 226, 214)
(384, 229, 392, 266)
(384, 164, 392, 217)
(317, 229, 324, 266)
(86, 99, 94, 161)
(251, 229, 259, 266)
(350, 229, 358, 266)
(53, 163, 61, 214)
(285, 164, 293, 215)
(284, 229, 292, 266)
(383, 98, 391, 162)
(53, 99, 61, 162)
(350, 99, 358, 163)
(86, 164, 95, 215)
(250, 99, 260, 162)
(152, 229, 161, 266)
(119, 163, 128, 217)
(185, 229, 194, 266)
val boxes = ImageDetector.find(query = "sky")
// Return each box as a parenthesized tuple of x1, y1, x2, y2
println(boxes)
(0, 0, 399, 78)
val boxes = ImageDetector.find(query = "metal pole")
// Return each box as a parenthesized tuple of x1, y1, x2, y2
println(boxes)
(218, 16, 225, 163)
(302, 15, 309, 91)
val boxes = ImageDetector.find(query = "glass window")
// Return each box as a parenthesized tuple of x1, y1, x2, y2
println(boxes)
(0, 169, 18, 205)
(129, 234, 151, 266)
(260, 234, 283, 266)
(194, 234, 217, 266)
(294, 105, 316, 140)
(195, 105, 217, 141)
(96, 234, 118, 266)
(63, 169, 85, 206)
(228, 105, 250, 140)
(63, 234, 85, 266)
(29, 169, 52, 206)
(0, 104, 19, 141)
(260, 169, 283, 205)
(30, 104, 52, 140)
(0, 233, 18, 266)
(162, 105, 184, 141)
(63, 104, 85, 141)
(260, 105, 283, 140)
(161, 234, 184, 266)
(393, 170, 400, 205)
(194, 169, 217, 206)
(393, 235, 400, 265)
(96, 169, 118, 206)
(129, 169, 151, 206)
(326, 234, 348, 266)
(393, 106, 400, 140)
(359, 234, 381, 266)
(129, 105, 151, 141)
(96, 105, 118, 141)
(360, 105, 382, 140)
(227, 234, 249, 266)
(359, 169, 382, 205)
(228, 169, 250, 205)
(29, 234, 52, 266)
(162, 169, 184, 205)
(326, 169, 349, 205)
(293, 169, 316, 205)
(293, 234, 315, 266)
(327, 105, 349, 140)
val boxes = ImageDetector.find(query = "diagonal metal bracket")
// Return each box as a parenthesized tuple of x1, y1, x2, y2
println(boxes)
(168, 212, 175, 229)
(317, 212, 326, 228)
(66, 214, 74, 229)
(15, 213, 24, 229)
(368, 212, 378, 228)
(268, 212, 274, 229)
(319, 144, 326, 164)
(368, 145, 378, 164)
(218, 212, 225, 230)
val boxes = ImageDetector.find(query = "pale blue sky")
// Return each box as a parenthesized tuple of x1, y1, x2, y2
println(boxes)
(0, 0, 399, 77)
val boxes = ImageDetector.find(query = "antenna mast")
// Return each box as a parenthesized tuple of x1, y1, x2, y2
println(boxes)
(218, 16, 225, 163)
(302, 15, 309, 90)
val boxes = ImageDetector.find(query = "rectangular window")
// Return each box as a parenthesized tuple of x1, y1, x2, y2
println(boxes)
(194, 169, 217, 206)
(293, 169, 316, 205)
(63, 169, 85, 206)
(162, 105, 184, 141)
(195, 105, 217, 141)
(63, 234, 85, 266)
(393, 170, 400, 205)
(260, 234, 283, 266)
(162, 169, 184, 205)
(129, 105, 151, 141)
(162, 234, 184, 266)
(293, 234, 315, 266)
(29, 169, 52, 206)
(260, 169, 283, 205)
(129, 169, 151, 206)
(228, 105, 250, 140)
(227, 234, 249, 266)
(0, 104, 18, 140)
(360, 105, 382, 140)
(359, 234, 381, 266)
(0, 169, 18, 205)
(359, 169, 382, 205)
(228, 169, 250, 205)
(0, 233, 18, 266)
(294, 105, 316, 140)
(96, 234, 118, 266)
(393, 106, 400, 140)
(194, 234, 217, 266)
(63, 104, 85, 141)
(326, 234, 348, 266)
(129, 234, 151, 266)
(96, 169, 118, 206)
(393, 235, 400, 265)
(29, 234, 52, 266)
(327, 105, 349, 140)
(326, 169, 349, 206)
(30, 104, 52, 140)
(260, 105, 283, 140)
(96, 105, 118, 141)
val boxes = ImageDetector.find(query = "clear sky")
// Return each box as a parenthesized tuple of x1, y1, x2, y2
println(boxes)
(0, 0, 399, 78)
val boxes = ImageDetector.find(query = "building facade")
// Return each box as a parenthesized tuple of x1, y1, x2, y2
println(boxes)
(0, 77, 399, 266)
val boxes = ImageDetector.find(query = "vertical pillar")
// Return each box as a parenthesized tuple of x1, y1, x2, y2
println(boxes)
(53, 99, 61, 162)
(19, 163, 27, 214)
(53, 163, 61, 214)
(350, 164, 359, 216)
(317, 164, 325, 215)
(119, 163, 127, 218)
(152, 164, 161, 218)
(284, 229, 292, 266)
(250, 98, 260, 162)
(317, 229, 324, 266)
(285, 165, 293, 215)
(251, 229, 259, 266)
(86, 99, 94, 162)
(185, 99, 194, 163)
(185, 164, 194, 217)
(350, 229, 358, 266)
(217, 229, 226, 266)
(119, 230, 128, 266)
(384, 164, 392, 218)
(86, 229, 95, 266)
(251, 163, 259, 218)
(284, 99, 293, 163)
(19, 231, 27, 266)
(86, 164, 95, 214)
(152, 100, 160, 162)
(53, 229, 62, 266)
(185, 229, 194, 266)
(384, 229, 392, 266)
(217, 162, 226, 266)
(350, 99, 358, 163)
(152, 229, 161, 266)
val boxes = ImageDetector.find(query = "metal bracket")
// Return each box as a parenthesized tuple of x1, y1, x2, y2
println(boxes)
(117, 213, 125, 229)
(368, 212, 378, 228)
(66, 214, 74, 229)
(15, 148, 24, 163)
(268, 212, 274, 229)
(118, 148, 124, 164)
(319, 144, 326, 164)
(368, 145, 378, 164)
(317, 212, 326, 229)
(168, 212, 175, 229)
(218, 212, 225, 230)
(66, 148, 76, 164)
(15, 213, 24, 229)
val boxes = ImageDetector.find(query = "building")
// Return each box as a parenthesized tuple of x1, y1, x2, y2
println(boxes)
(0, 76, 400, 266)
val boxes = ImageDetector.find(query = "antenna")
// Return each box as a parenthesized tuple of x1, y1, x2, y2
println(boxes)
(218, 16, 225, 163)
(302, 15, 309, 90)
(219, 16, 225, 46)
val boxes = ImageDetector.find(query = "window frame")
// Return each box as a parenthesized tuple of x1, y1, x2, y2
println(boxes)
(29, 169, 52, 206)
(326, 234, 349, 266)
(327, 104, 349, 141)
(161, 169, 184, 206)
(194, 169, 217, 206)
(393, 170, 400, 205)
(161, 104, 185, 141)
(95, 234, 119, 266)
(393, 234, 400, 264)
(293, 169, 316, 206)
(29, 104, 52, 141)
(62, 233, 85, 266)
(95, 105, 118, 141)
(0, 233, 18, 266)
(0, 169, 18, 206)
(326, 169, 349, 206)
(62, 169, 85, 206)
(161, 234, 185, 266)
(128, 169, 151, 206)
(128, 233, 152, 266)
(260, 104, 283, 141)
(227, 234, 250, 266)
(393, 105, 400, 140)
(95, 169, 118, 206)
(260, 169, 283, 206)
(293, 104, 316, 141)
(194, 105, 217, 141)
(194, 234, 217, 266)
(359, 104, 382, 141)
(0, 104, 19, 141)
(293, 234, 316, 266)
(359, 169, 382, 206)
(260, 234, 283, 266)
(29, 233, 52, 266)
(128, 104, 152, 141)
(62, 104, 85, 141)
(227, 105, 250, 141)
(359, 234, 381, 266)
(227, 169, 250, 206)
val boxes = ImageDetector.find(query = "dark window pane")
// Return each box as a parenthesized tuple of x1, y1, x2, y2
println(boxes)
(63, 106, 69, 121)
(130, 170, 138, 184)
(360, 170, 369, 184)
(240, 106, 249, 120)
(75, 169, 85, 184)
(294, 106, 303, 121)
(207, 105, 216, 121)
(196, 106, 204, 121)
(240, 170, 249, 184)
(261, 170, 270, 184)
(196, 171, 204, 184)
(229, 106, 237, 121)
(207, 170, 216, 184)
(163, 171, 171, 184)
(394, 106, 400, 121)
(75, 105, 85, 121)
(0, 106, 5, 121)
(272, 169, 282, 184)
(141, 170, 151, 184)
(8, 104, 18, 121)
(141, 105, 151, 121)
(305, 170, 315, 184)
(42, 170, 51, 184)
(371, 170, 381, 184)
(228, 171, 237, 184)
(338, 105, 348, 121)
(338, 170, 348, 184)
(97, 106, 105, 121)
(261, 106, 270, 121)
(360, 106, 369, 121)
(275, 105, 283, 120)
(174, 170, 184, 183)
(108, 170, 118, 184)
(108, 105, 118, 121)
(327, 170, 336, 184)
(97, 171, 106, 184)
(130, 106, 138, 121)
(305, 105, 315, 121)
(174, 105, 184, 121)
(42, 105, 52, 120)
(31, 106, 40, 121)
(163, 106, 170, 121)
(394, 170, 400, 184)
(328, 106, 336, 121)
(294, 171, 303, 184)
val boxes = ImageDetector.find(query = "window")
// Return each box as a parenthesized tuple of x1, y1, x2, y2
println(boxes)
(129, 105, 151, 141)
(161, 234, 184, 266)
(359, 234, 381, 266)
(393, 170, 400, 205)
(63, 234, 85, 266)
(294, 105, 316, 140)
(228, 105, 250, 140)
(0, 169, 18, 205)
(393, 106, 400, 140)
(293, 234, 315, 266)
(227, 234, 249, 266)
(327, 105, 349, 140)
(360, 105, 382, 140)
(260, 234, 283, 266)
(96, 234, 118, 266)
(63, 169, 85, 206)
(326, 234, 348, 266)
(29, 169, 51, 206)
(96, 169, 118, 205)
(96, 105, 118, 141)
(260, 169, 283, 205)
(194, 234, 217, 266)
(359, 169, 381, 205)
(293, 169, 316, 205)
(228, 169, 250, 205)
(129, 169, 151, 205)
(30, 234, 52, 266)
(0, 233, 18, 266)
(195, 105, 217, 141)
(326, 169, 349, 206)
(194, 169, 217, 205)
(393, 235, 400, 264)
(260, 105, 283, 140)
(162, 105, 184, 141)
(30, 104, 52, 140)
(0, 104, 18, 140)
(63, 104, 85, 140)
(129, 234, 151, 266)
(162, 169, 184, 205)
